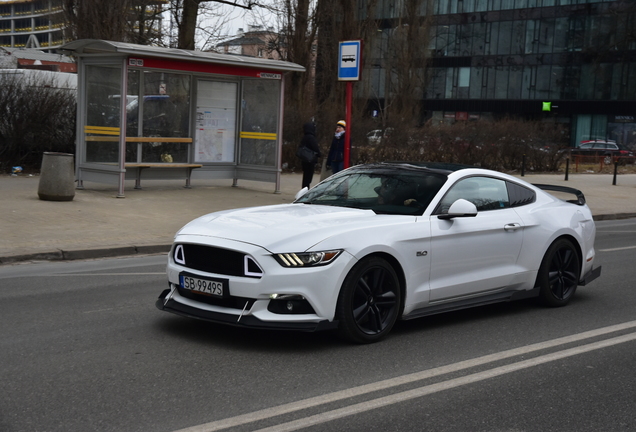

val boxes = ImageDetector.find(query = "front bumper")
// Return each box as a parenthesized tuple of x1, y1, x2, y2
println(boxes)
(156, 288, 339, 332)
(579, 265, 602, 286)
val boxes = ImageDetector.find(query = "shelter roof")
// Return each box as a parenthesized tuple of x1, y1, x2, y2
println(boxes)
(61, 39, 304, 73)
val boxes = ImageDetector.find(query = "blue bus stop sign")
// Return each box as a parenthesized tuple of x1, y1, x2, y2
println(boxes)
(338, 40, 361, 81)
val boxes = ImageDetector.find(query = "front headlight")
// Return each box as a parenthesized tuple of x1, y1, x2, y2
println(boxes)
(273, 250, 342, 267)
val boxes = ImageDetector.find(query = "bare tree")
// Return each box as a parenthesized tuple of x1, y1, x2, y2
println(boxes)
(169, 0, 262, 50)
(195, 3, 242, 50)
(251, 1, 318, 116)
(128, 1, 166, 45)
(311, 0, 362, 146)
(365, 1, 434, 130)
(63, 0, 165, 44)
(64, 0, 260, 49)
(63, 0, 133, 41)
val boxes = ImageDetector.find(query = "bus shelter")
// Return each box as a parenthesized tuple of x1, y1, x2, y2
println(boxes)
(61, 39, 305, 197)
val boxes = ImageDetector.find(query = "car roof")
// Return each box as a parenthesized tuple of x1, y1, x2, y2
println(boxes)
(349, 162, 478, 176)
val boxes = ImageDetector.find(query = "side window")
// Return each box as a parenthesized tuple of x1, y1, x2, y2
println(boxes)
(438, 177, 510, 213)
(507, 181, 536, 207)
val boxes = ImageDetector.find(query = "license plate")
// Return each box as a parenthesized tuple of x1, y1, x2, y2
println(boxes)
(179, 273, 227, 297)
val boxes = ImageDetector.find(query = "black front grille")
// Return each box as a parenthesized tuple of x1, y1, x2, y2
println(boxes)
(176, 244, 250, 277)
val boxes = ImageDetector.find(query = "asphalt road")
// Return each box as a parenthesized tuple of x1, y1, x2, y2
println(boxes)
(0, 219, 635, 432)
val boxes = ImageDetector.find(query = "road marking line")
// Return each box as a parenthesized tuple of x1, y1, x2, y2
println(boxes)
(82, 304, 145, 314)
(598, 245, 636, 252)
(253, 332, 636, 432)
(49, 273, 165, 276)
(172, 320, 636, 432)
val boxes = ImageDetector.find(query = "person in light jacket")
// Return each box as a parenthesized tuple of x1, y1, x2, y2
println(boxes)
(327, 120, 347, 174)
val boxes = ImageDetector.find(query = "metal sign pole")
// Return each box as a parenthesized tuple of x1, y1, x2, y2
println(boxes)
(344, 82, 352, 169)
(338, 40, 362, 170)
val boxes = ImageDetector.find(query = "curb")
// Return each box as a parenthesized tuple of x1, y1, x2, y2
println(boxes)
(593, 213, 636, 221)
(0, 244, 171, 265)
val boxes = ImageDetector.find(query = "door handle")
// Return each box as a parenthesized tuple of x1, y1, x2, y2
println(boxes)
(504, 223, 521, 231)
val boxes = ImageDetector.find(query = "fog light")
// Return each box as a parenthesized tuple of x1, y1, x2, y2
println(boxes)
(267, 297, 316, 315)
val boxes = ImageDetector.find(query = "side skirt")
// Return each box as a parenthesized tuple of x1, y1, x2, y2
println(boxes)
(401, 288, 540, 321)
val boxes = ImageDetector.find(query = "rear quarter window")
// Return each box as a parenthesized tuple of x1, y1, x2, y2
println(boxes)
(507, 182, 536, 207)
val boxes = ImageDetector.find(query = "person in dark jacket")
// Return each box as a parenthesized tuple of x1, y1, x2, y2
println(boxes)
(327, 120, 346, 174)
(299, 122, 321, 189)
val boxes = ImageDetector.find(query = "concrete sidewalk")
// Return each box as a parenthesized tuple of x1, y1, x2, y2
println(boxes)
(2, 171, 635, 265)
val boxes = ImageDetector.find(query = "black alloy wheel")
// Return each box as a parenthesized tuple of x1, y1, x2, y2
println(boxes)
(336, 257, 401, 343)
(537, 238, 580, 307)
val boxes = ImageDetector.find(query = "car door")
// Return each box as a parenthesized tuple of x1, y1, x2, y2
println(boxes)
(592, 143, 606, 157)
(428, 176, 524, 302)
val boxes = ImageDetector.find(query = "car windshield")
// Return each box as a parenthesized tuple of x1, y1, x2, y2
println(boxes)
(295, 168, 447, 215)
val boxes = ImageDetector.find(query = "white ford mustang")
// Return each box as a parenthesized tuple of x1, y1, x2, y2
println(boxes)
(157, 163, 601, 343)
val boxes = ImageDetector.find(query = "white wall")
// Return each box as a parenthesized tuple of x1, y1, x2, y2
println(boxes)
(0, 69, 77, 90)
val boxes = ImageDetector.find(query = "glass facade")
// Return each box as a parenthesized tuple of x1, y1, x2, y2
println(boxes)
(425, 17, 636, 102)
(364, 0, 636, 148)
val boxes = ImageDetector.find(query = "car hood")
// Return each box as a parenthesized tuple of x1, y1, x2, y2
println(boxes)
(176, 203, 394, 252)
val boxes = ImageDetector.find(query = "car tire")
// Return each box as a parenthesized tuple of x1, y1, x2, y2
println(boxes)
(336, 257, 401, 344)
(603, 155, 612, 165)
(537, 239, 580, 307)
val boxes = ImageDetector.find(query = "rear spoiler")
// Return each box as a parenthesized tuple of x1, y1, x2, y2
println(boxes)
(532, 184, 586, 206)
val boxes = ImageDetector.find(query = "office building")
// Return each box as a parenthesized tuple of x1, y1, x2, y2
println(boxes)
(365, 0, 636, 148)
(0, 0, 64, 50)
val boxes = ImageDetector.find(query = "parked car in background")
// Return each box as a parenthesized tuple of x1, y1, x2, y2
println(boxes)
(569, 140, 635, 164)
(366, 128, 393, 145)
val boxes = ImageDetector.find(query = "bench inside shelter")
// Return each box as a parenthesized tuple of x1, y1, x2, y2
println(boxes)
(125, 163, 202, 189)
(83, 134, 202, 190)
(124, 136, 201, 189)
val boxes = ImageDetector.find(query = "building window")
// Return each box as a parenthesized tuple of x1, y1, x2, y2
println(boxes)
(494, 66, 508, 99)
(573, 114, 608, 146)
(458, 67, 470, 87)
(508, 66, 522, 99)
(469, 66, 484, 99)
(497, 21, 512, 55)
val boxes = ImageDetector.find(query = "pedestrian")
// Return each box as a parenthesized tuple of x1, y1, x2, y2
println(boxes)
(327, 120, 347, 174)
(298, 121, 321, 189)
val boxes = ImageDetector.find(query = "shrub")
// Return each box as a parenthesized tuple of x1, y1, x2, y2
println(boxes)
(328, 118, 570, 173)
(0, 73, 76, 173)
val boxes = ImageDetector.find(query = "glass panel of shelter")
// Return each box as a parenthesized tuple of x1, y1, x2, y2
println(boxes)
(125, 70, 192, 163)
(239, 79, 280, 167)
(194, 80, 238, 163)
(84, 64, 122, 164)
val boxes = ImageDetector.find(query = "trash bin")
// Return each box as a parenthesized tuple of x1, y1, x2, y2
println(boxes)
(38, 152, 75, 201)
